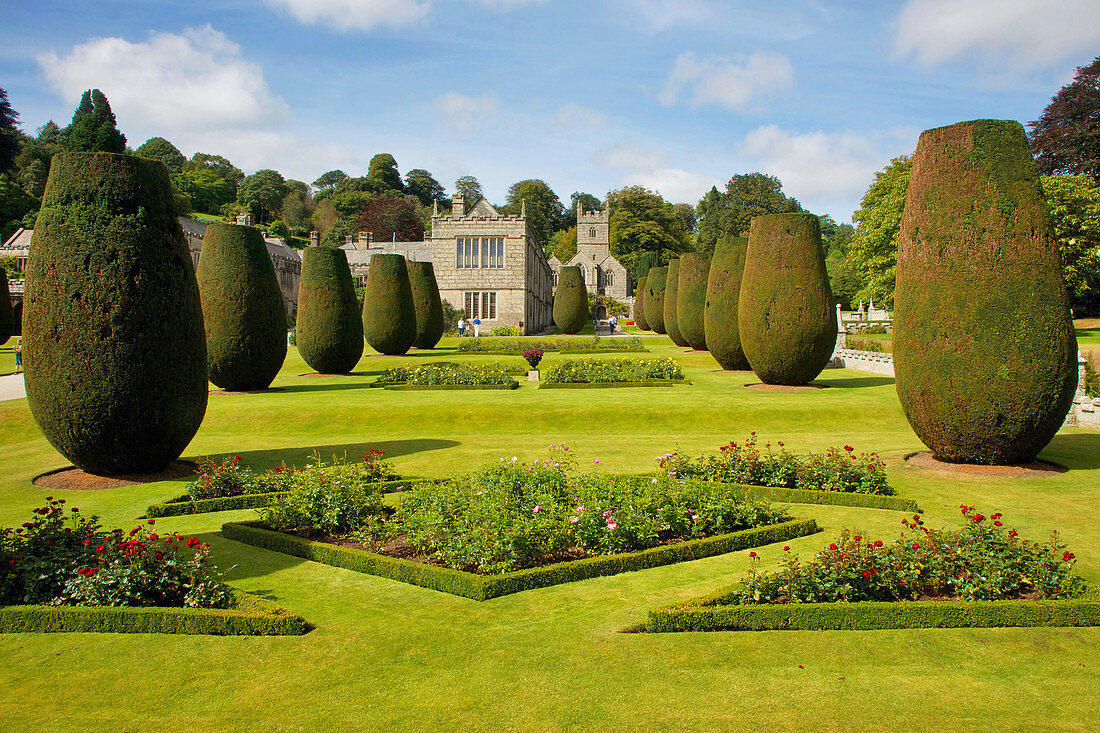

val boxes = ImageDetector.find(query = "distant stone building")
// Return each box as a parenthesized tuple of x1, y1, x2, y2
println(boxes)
(549, 203, 631, 318)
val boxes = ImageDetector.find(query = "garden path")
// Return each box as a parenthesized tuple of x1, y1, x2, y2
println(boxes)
(0, 373, 25, 401)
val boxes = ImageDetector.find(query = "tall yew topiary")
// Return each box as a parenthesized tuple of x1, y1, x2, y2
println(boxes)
(664, 259, 689, 347)
(644, 267, 667, 334)
(197, 222, 287, 391)
(705, 237, 750, 370)
(894, 119, 1078, 464)
(553, 266, 588, 334)
(362, 253, 416, 355)
(677, 252, 710, 350)
(634, 276, 649, 331)
(0, 270, 12, 345)
(407, 261, 445, 349)
(23, 152, 207, 475)
(296, 246, 363, 374)
(738, 214, 837, 385)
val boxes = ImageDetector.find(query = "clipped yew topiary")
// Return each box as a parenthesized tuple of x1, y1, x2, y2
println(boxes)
(407, 261, 445, 349)
(634, 276, 649, 331)
(553, 266, 588, 334)
(738, 214, 837, 385)
(705, 237, 750, 370)
(296, 246, 363, 373)
(23, 152, 207, 475)
(197, 222, 287, 391)
(677, 252, 711, 351)
(644, 267, 667, 334)
(0, 270, 12, 345)
(664, 259, 689, 347)
(362, 253, 416, 355)
(894, 119, 1078, 465)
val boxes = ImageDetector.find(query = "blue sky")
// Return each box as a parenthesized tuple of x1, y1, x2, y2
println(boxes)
(2, 0, 1098, 221)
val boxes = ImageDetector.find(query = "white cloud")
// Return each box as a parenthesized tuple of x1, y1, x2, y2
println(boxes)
(623, 0, 716, 31)
(738, 125, 915, 215)
(471, 0, 547, 8)
(431, 92, 501, 133)
(37, 26, 287, 130)
(894, 0, 1100, 69)
(553, 104, 606, 131)
(591, 142, 666, 171)
(623, 168, 722, 204)
(264, 0, 430, 32)
(659, 51, 793, 112)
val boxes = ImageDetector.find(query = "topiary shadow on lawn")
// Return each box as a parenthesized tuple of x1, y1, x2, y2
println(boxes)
(211, 439, 462, 472)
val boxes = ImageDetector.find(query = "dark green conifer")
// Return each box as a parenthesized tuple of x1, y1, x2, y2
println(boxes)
(664, 258, 689, 347)
(705, 237, 751, 370)
(362, 254, 416, 355)
(644, 267, 667, 334)
(296, 246, 364, 373)
(677, 252, 710, 350)
(407, 261, 445, 349)
(553, 266, 588, 334)
(634, 276, 649, 331)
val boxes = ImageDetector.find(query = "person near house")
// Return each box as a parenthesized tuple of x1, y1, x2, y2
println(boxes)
(608, 316, 617, 333)
(473, 317, 481, 337)
(457, 318, 465, 337)
(13, 339, 22, 374)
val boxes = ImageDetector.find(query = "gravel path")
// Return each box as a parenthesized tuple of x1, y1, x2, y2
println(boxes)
(0, 374, 26, 401)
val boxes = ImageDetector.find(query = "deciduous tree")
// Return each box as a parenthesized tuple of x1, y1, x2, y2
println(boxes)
(1029, 56, 1100, 184)
(695, 173, 802, 251)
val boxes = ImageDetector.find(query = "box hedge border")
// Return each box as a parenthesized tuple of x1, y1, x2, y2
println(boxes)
(147, 478, 429, 518)
(222, 517, 820, 601)
(0, 590, 309, 635)
(540, 379, 691, 389)
(646, 585, 1100, 632)
(381, 382, 519, 391)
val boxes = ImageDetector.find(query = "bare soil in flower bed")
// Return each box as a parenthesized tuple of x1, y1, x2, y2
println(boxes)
(743, 383, 828, 391)
(904, 451, 1066, 477)
(33, 461, 198, 490)
(209, 387, 286, 395)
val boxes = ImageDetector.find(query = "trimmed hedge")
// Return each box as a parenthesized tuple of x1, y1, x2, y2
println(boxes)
(223, 517, 820, 601)
(644, 266, 667, 334)
(383, 382, 519, 391)
(456, 336, 646, 355)
(362, 253, 416, 355)
(705, 237, 750, 370)
(634, 276, 649, 331)
(147, 478, 426, 517)
(296, 247, 364, 374)
(702, 481, 918, 512)
(663, 259, 689, 347)
(23, 152, 208, 475)
(0, 590, 309, 635)
(407, 261, 445, 349)
(647, 586, 1100, 632)
(894, 119, 1078, 464)
(677, 252, 710, 350)
(553, 266, 589, 334)
(539, 380, 688, 389)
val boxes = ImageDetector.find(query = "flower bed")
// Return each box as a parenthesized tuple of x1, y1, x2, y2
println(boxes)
(658, 434, 892, 495)
(184, 449, 398, 501)
(456, 336, 647, 355)
(542, 357, 684, 384)
(147, 479, 425, 518)
(647, 506, 1094, 631)
(373, 362, 518, 387)
(539, 380, 687, 389)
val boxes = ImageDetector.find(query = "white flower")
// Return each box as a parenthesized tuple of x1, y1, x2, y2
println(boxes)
(651, 478, 658, 484)
(511, 456, 519, 462)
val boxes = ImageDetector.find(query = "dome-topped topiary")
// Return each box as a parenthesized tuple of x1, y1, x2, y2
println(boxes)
(705, 237, 750, 370)
(0, 270, 12, 345)
(407, 261, 445, 349)
(676, 252, 710, 350)
(664, 258, 689, 347)
(553, 266, 588, 334)
(644, 267, 667, 334)
(296, 246, 363, 374)
(894, 119, 1078, 464)
(633, 276, 649, 331)
(197, 222, 287, 391)
(22, 152, 207, 475)
(362, 253, 416, 355)
(738, 214, 836, 385)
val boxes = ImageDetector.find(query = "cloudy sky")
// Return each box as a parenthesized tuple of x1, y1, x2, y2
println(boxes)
(2, 0, 1098, 221)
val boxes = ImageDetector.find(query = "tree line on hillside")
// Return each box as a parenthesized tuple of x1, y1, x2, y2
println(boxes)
(2, 56, 1097, 314)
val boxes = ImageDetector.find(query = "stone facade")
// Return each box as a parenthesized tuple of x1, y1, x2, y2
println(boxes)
(342, 233, 433, 286)
(548, 203, 631, 316)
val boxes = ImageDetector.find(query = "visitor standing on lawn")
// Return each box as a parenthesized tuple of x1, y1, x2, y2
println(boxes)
(13, 339, 21, 374)
(473, 317, 481, 337)
(457, 317, 465, 337)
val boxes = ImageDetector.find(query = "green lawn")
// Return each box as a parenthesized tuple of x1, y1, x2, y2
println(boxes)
(0, 336, 15, 376)
(1, 337, 1099, 731)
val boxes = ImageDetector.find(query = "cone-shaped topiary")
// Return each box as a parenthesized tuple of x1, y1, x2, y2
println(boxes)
(296, 246, 363, 373)
(705, 237, 750, 370)
(197, 222, 287, 391)
(894, 119, 1078, 465)
(738, 214, 837, 385)
(553, 266, 589, 334)
(677, 252, 711, 350)
(0, 270, 12, 345)
(23, 152, 207, 475)
(634, 276, 649, 331)
(407, 261, 445, 349)
(644, 267, 667, 334)
(362, 253, 416, 355)
(664, 259, 689, 347)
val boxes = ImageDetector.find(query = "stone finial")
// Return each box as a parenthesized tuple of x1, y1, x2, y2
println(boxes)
(432, 199, 438, 216)
(521, 198, 527, 217)
(345, 234, 353, 246)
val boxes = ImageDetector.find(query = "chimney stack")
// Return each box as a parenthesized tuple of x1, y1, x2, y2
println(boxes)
(309, 231, 320, 247)
(452, 191, 465, 217)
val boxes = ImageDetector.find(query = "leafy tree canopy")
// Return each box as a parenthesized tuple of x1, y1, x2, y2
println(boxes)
(0, 88, 20, 173)
(695, 173, 802, 251)
(606, 185, 692, 278)
(236, 169, 288, 223)
(313, 169, 348, 191)
(404, 168, 447, 207)
(845, 155, 912, 307)
(367, 153, 404, 195)
(65, 89, 126, 153)
(135, 137, 185, 177)
(549, 226, 577, 261)
(500, 178, 564, 248)
(1042, 174, 1100, 316)
(565, 192, 602, 227)
(354, 195, 425, 243)
(1029, 56, 1100, 184)
(454, 175, 482, 204)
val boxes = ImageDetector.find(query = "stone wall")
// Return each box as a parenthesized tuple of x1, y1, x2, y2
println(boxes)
(831, 349, 895, 376)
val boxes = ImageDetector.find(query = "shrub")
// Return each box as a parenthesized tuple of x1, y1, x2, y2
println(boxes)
(658, 434, 892, 495)
(455, 336, 645, 355)
(407, 261, 445, 349)
(738, 214, 837, 385)
(23, 152, 207, 475)
(705, 237, 750, 370)
(523, 348, 544, 369)
(663, 258, 689, 347)
(185, 450, 397, 501)
(543, 357, 684, 384)
(676, 252, 710, 350)
(894, 119, 1078, 464)
(375, 362, 516, 386)
(197, 222, 287, 391)
(361, 253, 416, 355)
(553, 266, 588, 334)
(1086, 357, 1100, 398)
(726, 507, 1083, 604)
(845, 337, 890, 353)
(633, 276, 649, 331)
(491, 325, 523, 337)
(296, 247, 364, 374)
(259, 454, 389, 536)
(0, 270, 12, 344)
(644, 266, 667, 334)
